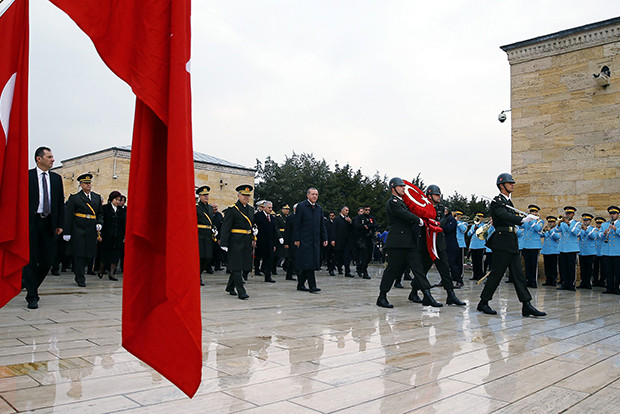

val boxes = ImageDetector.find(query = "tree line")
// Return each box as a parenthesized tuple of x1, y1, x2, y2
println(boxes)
(255, 153, 488, 229)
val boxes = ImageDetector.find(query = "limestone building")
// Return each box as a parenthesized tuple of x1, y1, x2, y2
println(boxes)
(501, 17, 620, 218)
(53, 146, 256, 207)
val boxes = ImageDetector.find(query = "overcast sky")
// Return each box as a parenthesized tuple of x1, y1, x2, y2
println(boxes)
(28, 0, 619, 198)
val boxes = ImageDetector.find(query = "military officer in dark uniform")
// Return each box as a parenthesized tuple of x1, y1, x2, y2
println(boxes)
(63, 173, 103, 287)
(477, 173, 546, 317)
(196, 185, 215, 286)
(376, 177, 441, 308)
(409, 185, 465, 306)
(220, 185, 255, 299)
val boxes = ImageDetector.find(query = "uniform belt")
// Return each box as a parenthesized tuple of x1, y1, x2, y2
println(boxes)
(75, 213, 96, 219)
(197, 224, 212, 229)
(279, 228, 285, 232)
(495, 226, 515, 233)
(231, 229, 251, 234)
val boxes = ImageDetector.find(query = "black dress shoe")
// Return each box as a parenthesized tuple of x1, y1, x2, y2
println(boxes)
(362, 274, 371, 280)
(97, 273, 103, 279)
(345, 274, 355, 278)
(557, 286, 576, 291)
(542, 282, 556, 286)
(87, 270, 96, 275)
(403, 274, 413, 281)
(408, 290, 422, 303)
(27, 300, 39, 309)
(77, 282, 86, 287)
(238, 293, 249, 300)
(264, 278, 276, 283)
(522, 302, 546, 317)
(422, 289, 443, 307)
(376, 296, 393, 308)
(200, 280, 205, 286)
(309, 287, 321, 293)
(329, 271, 335, 276)
(394, 283, 404, 289)
(338, 270, 343, 275)
(297, 286, 310, 292)
(109, 275, 118, 281)
(51, 271, 60, 276)
(526, 282, 537, 288)
(205, 269, 214, 275)
(214, 267, 223, 271)
(285, 276, 297, 281)
(446, 290, 465, 306)
(577, 285, 592, 290)
(477, 301, 497, 315)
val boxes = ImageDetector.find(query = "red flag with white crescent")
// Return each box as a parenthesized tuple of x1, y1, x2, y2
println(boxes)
(0, 0, 29, 308)
(401, 180, 442, 261)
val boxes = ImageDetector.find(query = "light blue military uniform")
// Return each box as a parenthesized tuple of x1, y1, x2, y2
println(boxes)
(579, 225, 598, 256)
(516, 226, 524, 250)
(541, 226, 560, 255)
(558, 219, 581, 253)
(522, 218, 544, 249)
(456, 220, 468, 249)
(468, 222, 487, 250)
(598, 220, 620, 257)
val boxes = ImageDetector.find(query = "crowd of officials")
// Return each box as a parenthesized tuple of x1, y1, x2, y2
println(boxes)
(23, 147, 619, 315)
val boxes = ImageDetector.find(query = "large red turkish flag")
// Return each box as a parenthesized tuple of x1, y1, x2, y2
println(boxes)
(402, 180, 443, 261)
(0, 0, 29, 308)
(50, 0, 201, 397)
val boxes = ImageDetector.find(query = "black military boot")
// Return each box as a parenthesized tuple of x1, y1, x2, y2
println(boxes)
(408, 290, 422, 303)
(422, 289, 443, 307)
(477, 300, 497, 315)
(446, 290, 465, 306)
(376, 295, 394, 308)
(522, 301, 546, 317)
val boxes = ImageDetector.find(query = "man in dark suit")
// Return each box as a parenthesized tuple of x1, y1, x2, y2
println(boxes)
(23, 147, 65, 309)
(477, 173, 546, 317)
(325, 212, 336, 276)
(376, 177, 441, 308)
(211, 203, 224, 271)
(254, 200, 278, 283)
(196, 185, 214, 286)
(283, 204, 297, 281)
(63, 173, 103, 287)
(293, 188, 328, 293)
(332, 206, 353, 277)
(353, 206, 378, 279)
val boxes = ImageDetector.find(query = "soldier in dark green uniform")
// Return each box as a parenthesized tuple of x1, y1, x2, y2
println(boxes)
(196, 185, 215, 286)
(477, 173, 546, 317)
(63, 173, 103, 287)
(376, 177, 441, 308)
(220, 185, 255, 300)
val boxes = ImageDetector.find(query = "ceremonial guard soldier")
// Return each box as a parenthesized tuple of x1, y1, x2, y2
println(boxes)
(577, 213, 597, 289)
(477, 173, 546, 317)
(467, 212, 486, 280)
(541, 216, 561, 286)
(220, 185, 255, 299)
(558, 206, 581, 291)
(599, 206, 620, 294)
(521, 204, 544, 288)
(376, 177, 440, 308)
(592, 217, 606, 287)
(196, 185, 215, 286)
(63, 173, 103, 287)
(409, 185, 465, 306)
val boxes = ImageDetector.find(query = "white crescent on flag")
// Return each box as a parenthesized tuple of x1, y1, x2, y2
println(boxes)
(0, 0, 17, 19)
(0, 72, 16, 143)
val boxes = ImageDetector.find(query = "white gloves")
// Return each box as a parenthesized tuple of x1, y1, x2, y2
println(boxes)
(279, 238, 284, 244)
(221, 246, 228, 252)
(252, 228, 259, 236)
(96, 224, 102, 231)
(419, 218, 424, 226)
(522, 214, 537, 223)
(212, 228, 218, 237)
(63, 235, 71, 242)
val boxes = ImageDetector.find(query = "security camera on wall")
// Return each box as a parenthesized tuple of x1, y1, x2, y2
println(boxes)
(593, 65, 611, 87)
(498, 112, 507, 123)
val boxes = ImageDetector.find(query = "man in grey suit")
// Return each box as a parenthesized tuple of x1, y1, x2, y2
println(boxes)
(23, 147, 65, 309)
(377, 177, 441, 308)
(63, 173, 103, 287)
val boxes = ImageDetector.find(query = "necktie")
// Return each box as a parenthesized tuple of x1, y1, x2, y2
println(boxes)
(42, 172, 51, 216)
(267, 214, 270, 222)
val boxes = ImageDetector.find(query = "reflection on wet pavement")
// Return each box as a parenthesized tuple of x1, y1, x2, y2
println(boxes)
(1, 265, 619, 413)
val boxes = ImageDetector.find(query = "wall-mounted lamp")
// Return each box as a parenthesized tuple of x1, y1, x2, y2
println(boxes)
(593, 65, 611, 88)
(498, 109, 511, 123)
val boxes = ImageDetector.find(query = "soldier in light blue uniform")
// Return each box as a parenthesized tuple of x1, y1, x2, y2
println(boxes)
(468, 212, 486, 280)
(521, 205, 544, 288)
(541, 216, 561, 286)
(592, 217, 606, 287)
(558, 206, 581, 291)
(599, 206, 620, 294)
(577, 213, 598, 289)
(454, 209, 468, 287)
(483, 223, 495, 274)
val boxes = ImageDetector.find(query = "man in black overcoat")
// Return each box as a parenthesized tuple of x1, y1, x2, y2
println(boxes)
(293, 188, 328, 292)
(220, 185, 255, 299)
(63, 173, 103, 287)
(23, 147, 65, 309)
(196, 185, 214, 285)
(353, 206, 377, 279)
(376, 177, 441, 308)
(477, 173, 546, 317)
(283, 205, 297, 281)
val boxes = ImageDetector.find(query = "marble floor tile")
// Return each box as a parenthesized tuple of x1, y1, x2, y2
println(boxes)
(1, 265, 619, 413)
(563, 386, 620, 414)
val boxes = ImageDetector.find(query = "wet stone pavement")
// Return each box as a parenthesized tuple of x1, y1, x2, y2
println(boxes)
(1, 265, 620, 413)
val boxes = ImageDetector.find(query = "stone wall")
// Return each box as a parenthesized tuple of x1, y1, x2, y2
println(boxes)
(504, 20, 620, 219)
(54, 148, 255, 208)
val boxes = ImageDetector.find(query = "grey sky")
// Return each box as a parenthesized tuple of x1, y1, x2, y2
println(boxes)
(28, 0, 618, 198)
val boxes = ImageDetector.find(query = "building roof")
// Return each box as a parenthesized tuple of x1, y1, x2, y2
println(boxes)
(61, 145, 255, 172)
(500, 17, 620, 51)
